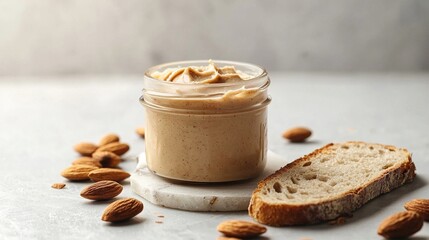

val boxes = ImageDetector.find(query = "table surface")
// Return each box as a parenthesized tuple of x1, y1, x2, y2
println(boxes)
(1, 73, 428, 240)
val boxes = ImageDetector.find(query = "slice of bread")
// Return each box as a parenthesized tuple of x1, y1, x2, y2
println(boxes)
(248, 142, 415, 226)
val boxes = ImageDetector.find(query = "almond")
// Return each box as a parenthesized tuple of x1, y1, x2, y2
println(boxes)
(74, 142, 98, 156)
(102, 198, 144, 222)
(99, 133, 120, 146)
(377, 211, 423, 239)
(88, 168, 130, 182)
(92, 151, 121, 168)
(217, 220, 267, 238)
(61, 165, 99, 181)
(135, 127, 145, 138)
(404, 199, 429, 221)
(282, 127, 312, 142)
(80, 180, 123, 200)
(51, 183, 66, 189)
(72, 157, 102, 168)
(96, 142, 129, 156)
(217, 237, 241, 240)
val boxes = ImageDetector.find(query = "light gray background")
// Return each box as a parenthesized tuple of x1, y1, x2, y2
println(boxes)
(1, 0, 429, 75)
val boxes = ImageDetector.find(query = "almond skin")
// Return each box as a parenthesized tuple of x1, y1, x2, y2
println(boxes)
(51, 183, 66, 189)
(96, 142, 129, 156)
(217, 220, 267, 238)
(135, 127, 145, 138)
(61, 165, 99, 181)
(72, 157, 102, 168)
(102, 198, 144, 222)
(404, 199, 429, 221)
(217, 237, 241, 240)
(74, 142, 98, 156)
(88, 168, 130, 182)
(282, 127, 312, 142)
(99, 134, 120, 146)
(92, 151, 121, 168)
(80, 180, 123, 200)
(377, 211, 423, 239)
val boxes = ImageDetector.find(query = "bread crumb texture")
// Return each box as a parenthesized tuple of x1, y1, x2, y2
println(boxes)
(259, 142, 411, 204)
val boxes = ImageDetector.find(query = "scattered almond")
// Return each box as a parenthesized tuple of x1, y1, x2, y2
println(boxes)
(217, 237, 241, 240)
(51, 183, 66, 189)
(135, 127, 145, 138)
(404, 199, 429, 221)
(102, 198, 144, 222)
(282, 127, 312, 142)
(217, 220, 267, 238)
(99, 134, 120, 146)
(72, 157, 102, 168)
(88, 168, 130, 182)
(80, 180, 123, 200)
(74, 142, 98, 156)
(96, 142, 129, 156)
(92, 151, 121, 168)
(61, 165, 99, 181)
(377, 211, 423, 239)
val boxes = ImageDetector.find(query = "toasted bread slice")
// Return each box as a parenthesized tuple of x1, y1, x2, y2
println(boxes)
(248, 142, 415, 226)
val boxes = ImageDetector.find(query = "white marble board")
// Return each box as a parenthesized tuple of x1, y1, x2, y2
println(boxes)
(131, 150, 288, 211)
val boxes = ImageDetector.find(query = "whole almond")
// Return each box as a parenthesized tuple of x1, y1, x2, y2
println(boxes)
(377, 211, 423, 239)
(217, 237, 241, 240)
(282, 127, 312, 142)
(217, 220, 267, 238)
(96, 142, 129, 156)
(135, 127, 145, 138)
(74, 142, 98, 156)
(99, 134, 120, 146)
(72, 157, 102, 168)
(61, 165, 99, 181)
(88, 168, 130, 182)
(102, 198, 144, 222)
(404, 199, 429, 221)
(51, 183, 66, 189)
(92, 151, 121, 168)
(80, 180, 123, 200)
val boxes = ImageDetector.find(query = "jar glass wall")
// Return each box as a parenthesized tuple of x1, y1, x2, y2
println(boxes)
(141, 60, 271, 182)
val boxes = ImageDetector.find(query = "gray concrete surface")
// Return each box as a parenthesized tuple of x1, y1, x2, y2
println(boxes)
(0, 73, 428, 239)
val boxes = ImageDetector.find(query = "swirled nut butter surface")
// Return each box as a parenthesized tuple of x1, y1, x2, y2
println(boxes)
(142, 61, 270, 182)
(150, 61, 251, 83)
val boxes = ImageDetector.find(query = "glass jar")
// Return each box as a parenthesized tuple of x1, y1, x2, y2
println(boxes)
(140, 60, 271, 182)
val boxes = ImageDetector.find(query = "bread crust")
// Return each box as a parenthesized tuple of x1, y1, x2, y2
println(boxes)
(248, 142, 415, 226)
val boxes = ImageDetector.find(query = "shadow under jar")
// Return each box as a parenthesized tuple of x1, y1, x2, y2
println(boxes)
(140, 60, 271, 182)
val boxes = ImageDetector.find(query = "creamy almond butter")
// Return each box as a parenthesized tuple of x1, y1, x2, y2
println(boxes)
(141, 60, 270, 182)
(150, 61, 252, 83)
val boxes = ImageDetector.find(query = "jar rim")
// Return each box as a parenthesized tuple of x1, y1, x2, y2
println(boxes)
(144, 60, 267, 88)
(140, 95, 271, 115)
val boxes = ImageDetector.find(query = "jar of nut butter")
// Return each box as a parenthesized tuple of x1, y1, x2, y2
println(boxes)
(140, 60, 271, 182)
